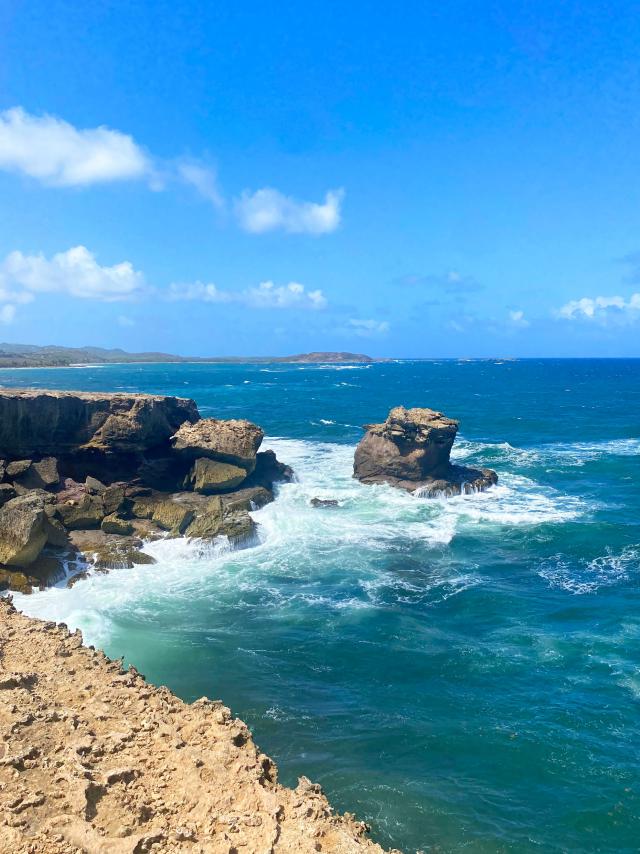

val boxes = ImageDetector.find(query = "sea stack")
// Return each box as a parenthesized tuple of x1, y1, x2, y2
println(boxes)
(353, 405, 497, 496)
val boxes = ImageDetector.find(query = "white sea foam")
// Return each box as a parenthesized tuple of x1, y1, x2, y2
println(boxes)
(12, 435, 591, 644)
(453, 436, 640, 469)
(538, 544, 640, 594)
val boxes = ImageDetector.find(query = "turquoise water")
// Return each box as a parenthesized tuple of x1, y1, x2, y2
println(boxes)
(7, 359, 640, 853)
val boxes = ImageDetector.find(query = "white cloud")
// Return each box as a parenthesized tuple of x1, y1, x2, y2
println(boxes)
(234, 188, 344, 234)
(0, 305, 16, 324)
(0, 107, 151, 187)
(178, 161, 224, 209)
(167, 279, 327, 310)
(348, 318, 390, 337)
(117, 314, 136, 327)
(0, 246, 146, 302)
(556, 293, 640, 322)
(509, 309, 529, 327)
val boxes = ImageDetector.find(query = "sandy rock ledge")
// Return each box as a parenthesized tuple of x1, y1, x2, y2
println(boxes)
(0, 598, 396, 854)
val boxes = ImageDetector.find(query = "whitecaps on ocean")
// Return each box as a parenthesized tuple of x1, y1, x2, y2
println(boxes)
(11, 435, 597, 645)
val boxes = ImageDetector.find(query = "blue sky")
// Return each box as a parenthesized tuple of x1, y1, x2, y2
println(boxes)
(1, 0, 640, 357)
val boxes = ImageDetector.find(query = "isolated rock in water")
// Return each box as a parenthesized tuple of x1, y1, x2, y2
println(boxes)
(354, 405, 497, 496)
(0, 389, 199, 458)
(0, 493, 49, 566)
(188, 458, 248, 494)
(172, 418, 264, 472)
(311, 497, 339, 507)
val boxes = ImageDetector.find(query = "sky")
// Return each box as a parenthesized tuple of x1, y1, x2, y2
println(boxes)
(1, 0, 640, 358)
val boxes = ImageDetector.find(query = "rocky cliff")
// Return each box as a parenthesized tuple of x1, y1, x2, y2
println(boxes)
(0, 389, 292, 593)
(0, 598, 395, 853)
(354, 406, 497, 496)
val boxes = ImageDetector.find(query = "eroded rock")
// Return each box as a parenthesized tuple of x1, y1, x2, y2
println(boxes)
(354, 406, 497, 496)
(0, 389, 199, 458)
(172, 418, 264, 472)
(188, 458, 248, 494)
(0, 493, 50, 566)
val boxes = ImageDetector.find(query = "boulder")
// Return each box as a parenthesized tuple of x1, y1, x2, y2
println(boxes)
(171, 418, 264, 472)
(85, 475, 107, 495)
(217, 509, 256, 544)
(68, 530, 156, 571)
(184, 496, 224, 538)
(354, 406, 498, 496)
(6, 459, 32, 479)
(221, 486, 273, 512)
(44, 513, 70, 547)
(0, 389, 199, 458)
(0, 493, 50, 566)
(14, 457, 59, 490)
(0, 568, 40, 594)
(101, 514, 135, 536)
(151, 499, 195, 535)
(103, 483, 127, 516)
(244, 450, 294, 491)
(0, 483, 16, 506)
(310, 498, 339, 507)
(56, 494, 105, 530)
(27, 553, 68, 587)
(187, 458, 248, 494)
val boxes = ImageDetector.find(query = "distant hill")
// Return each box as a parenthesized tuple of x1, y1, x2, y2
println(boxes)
(281, 352, 374, 363)
(0, 344, 376, 368)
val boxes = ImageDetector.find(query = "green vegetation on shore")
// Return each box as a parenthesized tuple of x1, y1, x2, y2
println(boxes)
(0, 343, 375, 368)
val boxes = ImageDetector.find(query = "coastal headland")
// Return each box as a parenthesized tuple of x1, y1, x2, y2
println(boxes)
(0, 388, 398, 851)
(0, 597, 395, 853)
(0, 388, 293, 593)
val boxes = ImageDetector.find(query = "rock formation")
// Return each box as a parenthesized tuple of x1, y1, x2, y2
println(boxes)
(0, 389, 292, 593)
(354, 406, 497, 496)
(0, 389, 199, 458)
(0, 598, 395, 853)
(172, 418, 264, 472)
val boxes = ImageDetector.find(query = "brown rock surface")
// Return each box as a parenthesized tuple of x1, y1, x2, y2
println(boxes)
(354, 406, 497, 496)
(0, 493, 50, 566)
(0, 598, 394, 854)
(188, 459, 248, 494)
(172, 418, 264, 472)
(0, 389, 198, 458)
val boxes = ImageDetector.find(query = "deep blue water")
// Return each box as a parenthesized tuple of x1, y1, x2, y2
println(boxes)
(8, 358, 640, 853)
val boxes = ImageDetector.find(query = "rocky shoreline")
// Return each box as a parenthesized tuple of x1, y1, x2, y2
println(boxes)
(0, 597, 395, 853)
(0, 389, 292, 594)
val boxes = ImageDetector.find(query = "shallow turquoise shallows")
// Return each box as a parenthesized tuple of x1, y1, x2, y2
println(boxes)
(7, 359, 640, 854)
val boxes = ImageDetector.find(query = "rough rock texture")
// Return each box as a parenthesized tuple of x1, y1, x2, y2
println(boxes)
(188, 459, 248, 494)
(172, 419, 264, 472)
(0, 494, 50, 566)
(0, 390, 199, 458)
(0, 599, 394, 854)
(354, 406, 497, 496)
(245, 450, 294, 491)
(0, 389, 292, 593)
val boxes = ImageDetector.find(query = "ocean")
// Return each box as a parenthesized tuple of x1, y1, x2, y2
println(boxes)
(6, 358, 640, 853)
